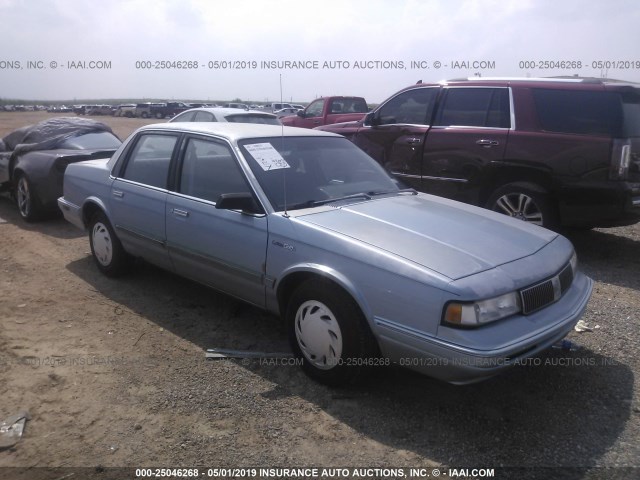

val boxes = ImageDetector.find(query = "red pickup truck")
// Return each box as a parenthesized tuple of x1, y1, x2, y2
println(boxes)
(280, 96, 369, 128)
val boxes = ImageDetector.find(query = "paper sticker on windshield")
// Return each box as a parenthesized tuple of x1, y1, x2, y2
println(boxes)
(244, 143, 290, 171)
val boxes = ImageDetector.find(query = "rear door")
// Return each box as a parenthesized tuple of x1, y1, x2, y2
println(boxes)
(110, 132, 179, 271)
(351, 87, 439, 190)
(422, 87, 510, 203)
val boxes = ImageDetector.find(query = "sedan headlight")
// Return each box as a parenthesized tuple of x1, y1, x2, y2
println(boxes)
(444, 292, 521, 327)
(570, 251, 577, 274)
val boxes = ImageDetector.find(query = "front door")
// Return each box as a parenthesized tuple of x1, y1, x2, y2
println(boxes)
(166, 136, 268, 307)
(351, 86, 439, 190)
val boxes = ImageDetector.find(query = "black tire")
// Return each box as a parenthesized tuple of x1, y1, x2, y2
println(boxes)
(287, 279, 378, 386)
(89, 212, 131, 277)
(14, 172, 42, 222)
(141, 112, 149, 118)
(486, 182, 557, 229)
(155, 112, 164, 119)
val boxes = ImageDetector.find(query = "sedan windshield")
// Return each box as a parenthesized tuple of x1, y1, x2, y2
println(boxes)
(59, 132, 121, 150)
(239, 136, 401, 211)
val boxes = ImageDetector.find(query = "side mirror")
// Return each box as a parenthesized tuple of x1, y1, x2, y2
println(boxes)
(215, 192, 263, 214)
(297, 110, 306, 118)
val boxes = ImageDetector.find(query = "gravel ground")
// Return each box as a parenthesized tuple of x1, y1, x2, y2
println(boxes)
(0, 113, 638, 480)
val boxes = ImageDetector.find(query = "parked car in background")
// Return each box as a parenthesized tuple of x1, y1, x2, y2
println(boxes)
(0, 117, 121, 221)
(273, 107, 300, 118)
(281, 96, 369, 128)
(153, 102, 191, 119)
(223, 103, 249, 110)
(85, 105, 113, 116)
(318, 77, 640, 229)
(114, 104, 136, 117)
(169, 107, 280, 125)
(135, 103, 166, 118)
(263, 102, 293, 112)
(58, 122, 592, 385)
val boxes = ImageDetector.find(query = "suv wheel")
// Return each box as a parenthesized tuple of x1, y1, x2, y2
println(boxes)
(155, 112, 164, 119)
(487, 182, 556, 229)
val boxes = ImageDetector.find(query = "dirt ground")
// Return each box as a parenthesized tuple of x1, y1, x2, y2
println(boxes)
(0, 112, 639, 479)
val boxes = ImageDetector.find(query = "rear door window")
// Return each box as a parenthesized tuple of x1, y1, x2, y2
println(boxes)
(172, 111, 196, 122)
(435, 88, 510, 128)
(193, 111, 216, 122)
(122, 134, 178, 188)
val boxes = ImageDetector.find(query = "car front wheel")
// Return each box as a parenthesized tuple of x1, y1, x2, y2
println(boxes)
(287, 279, 378, 385)
(89, 212, 131, 277)
(14, 173, 42, 222)
(486, 182, 556, 229)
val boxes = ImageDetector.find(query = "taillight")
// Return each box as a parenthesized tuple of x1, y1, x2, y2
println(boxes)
(610, 138, 631, 180)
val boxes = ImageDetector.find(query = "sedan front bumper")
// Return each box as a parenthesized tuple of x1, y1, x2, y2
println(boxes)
(375, 271, 593, 384)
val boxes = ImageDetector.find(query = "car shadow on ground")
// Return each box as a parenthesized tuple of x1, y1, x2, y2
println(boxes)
(0, 194, 85, 239)
(564, 228, 640, 291)
(66, 255, 635, 476)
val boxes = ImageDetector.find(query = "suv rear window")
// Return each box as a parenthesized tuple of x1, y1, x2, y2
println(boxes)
(620, 90, 640, 137)
(532, 89, 623, 136)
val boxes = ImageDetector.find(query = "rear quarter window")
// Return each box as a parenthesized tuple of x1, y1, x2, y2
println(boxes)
(532, 89, 623, 136)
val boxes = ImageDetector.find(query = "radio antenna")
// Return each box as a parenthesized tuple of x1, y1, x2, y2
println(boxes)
(280, 73, 289, 217)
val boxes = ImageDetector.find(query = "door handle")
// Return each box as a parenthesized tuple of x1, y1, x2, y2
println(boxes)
(406, 137, 422, 145)
(172, 208, 189, 218)
(476, 139, 499, 147)
(112, 190, 124, 198)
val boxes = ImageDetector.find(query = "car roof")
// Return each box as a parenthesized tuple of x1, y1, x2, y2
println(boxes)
(408, 76, 639, 90)
(137, 122, 342, 141)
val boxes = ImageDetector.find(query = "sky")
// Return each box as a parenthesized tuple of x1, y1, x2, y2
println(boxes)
(1, 0, 639, 103)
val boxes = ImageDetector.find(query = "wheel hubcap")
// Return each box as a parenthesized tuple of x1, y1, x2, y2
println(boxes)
(92, 222, 113, 266)
(16, 177, 31, 217)
(494, 193, 543, 225)
(294, 300, 343, 370)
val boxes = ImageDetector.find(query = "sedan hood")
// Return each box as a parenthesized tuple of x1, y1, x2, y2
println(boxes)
(296, 194, 558, 280)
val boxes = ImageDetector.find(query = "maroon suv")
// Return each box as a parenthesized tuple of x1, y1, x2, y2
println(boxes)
(318, 77, 640, 229)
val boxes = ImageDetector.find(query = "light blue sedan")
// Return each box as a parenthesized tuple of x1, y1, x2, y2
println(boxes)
(58, 123, 593, 385)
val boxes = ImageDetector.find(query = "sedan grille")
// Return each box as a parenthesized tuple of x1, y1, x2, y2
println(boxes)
(520, 262, 573, 315)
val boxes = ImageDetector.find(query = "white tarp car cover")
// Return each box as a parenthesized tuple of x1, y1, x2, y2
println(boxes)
(0, 117, 115, 158)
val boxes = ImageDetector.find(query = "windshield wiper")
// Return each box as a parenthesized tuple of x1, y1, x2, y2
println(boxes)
(369, 188, 418, 196)
(287, 188, 417, 211)
(310, 192, 373, 207)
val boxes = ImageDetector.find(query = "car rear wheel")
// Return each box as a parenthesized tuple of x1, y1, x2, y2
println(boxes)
(287, 279, 378, 385)
(89, 212, 131, 277)
(487, 182, 556, 229)
(14, 173, 42, 222)
(155, 112, 164, 119)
